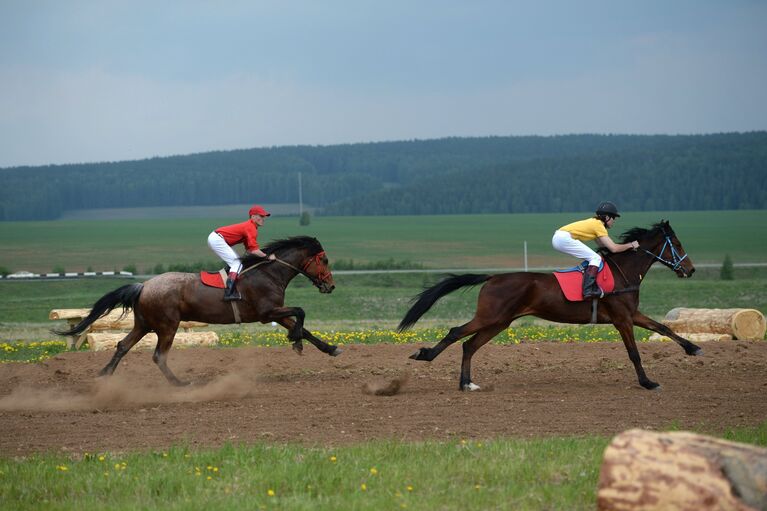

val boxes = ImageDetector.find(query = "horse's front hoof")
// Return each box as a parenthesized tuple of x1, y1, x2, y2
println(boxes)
(687, 346, 703, 357)
(641, 380, 660, 390)
(329, 347, 342, 357)
(409, 348, 429, 361)
(171, 379, 191, 387)
(292, 343, 304, 356)
(461, 382, 481, 392)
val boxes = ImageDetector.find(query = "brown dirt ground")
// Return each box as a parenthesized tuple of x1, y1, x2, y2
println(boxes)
(1, 340, 766, 456)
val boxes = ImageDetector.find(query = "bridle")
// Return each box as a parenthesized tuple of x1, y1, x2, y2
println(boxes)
(241, 251, 332, 288)
(640, 228, 689, 274)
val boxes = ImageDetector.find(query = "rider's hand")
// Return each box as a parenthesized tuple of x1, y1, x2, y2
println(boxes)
(631, 241, 639, 250)
(268, 254, 276, 261)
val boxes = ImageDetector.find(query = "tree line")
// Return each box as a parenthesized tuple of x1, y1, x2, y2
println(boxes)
(1, 132, 765, 220)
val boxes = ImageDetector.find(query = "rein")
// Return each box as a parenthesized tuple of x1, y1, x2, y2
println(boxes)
(239, 251, 331, 287)
(641, 235, 688, 272)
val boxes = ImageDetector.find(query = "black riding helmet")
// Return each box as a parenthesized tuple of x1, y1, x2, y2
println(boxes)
(596, 201, 620, 218)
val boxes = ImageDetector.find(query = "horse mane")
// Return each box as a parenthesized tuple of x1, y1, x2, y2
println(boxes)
(618, 221, 671, 244)
(240, 236, 324, 268)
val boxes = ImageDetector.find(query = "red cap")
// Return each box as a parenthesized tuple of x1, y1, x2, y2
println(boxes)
(248, 205, 270, 217)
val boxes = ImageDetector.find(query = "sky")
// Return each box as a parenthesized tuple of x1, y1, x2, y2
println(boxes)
(1, 0, 765, 168)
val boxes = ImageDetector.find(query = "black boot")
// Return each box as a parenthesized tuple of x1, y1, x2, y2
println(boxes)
(223, 278, 242, 301)
(582, 265, 603, 299)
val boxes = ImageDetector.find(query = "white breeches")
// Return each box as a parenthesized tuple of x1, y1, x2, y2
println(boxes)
(207, 232, 242, 274)
(551, 230, 602, 266)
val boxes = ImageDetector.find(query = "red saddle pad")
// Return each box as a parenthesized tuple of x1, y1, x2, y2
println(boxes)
(553, 262, 615, 302)
(200, 271, 226, 289)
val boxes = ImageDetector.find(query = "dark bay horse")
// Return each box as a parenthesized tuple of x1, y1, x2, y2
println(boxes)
(56, 236, 340, 385)
(399, 221, 701, 391)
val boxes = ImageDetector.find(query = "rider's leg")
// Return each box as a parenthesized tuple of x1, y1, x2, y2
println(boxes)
(207, 232, 243, 301)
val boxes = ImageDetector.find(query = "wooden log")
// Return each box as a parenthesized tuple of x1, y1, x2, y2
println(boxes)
(597, 429, 767, 511)
(50, 308, 208, 330)
(85, 331, 219, 352)
(647, 332, 733, 343)
(663, 308, 766, 340)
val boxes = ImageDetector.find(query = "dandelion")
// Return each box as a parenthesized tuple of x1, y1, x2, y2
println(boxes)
(329, 455, 337, 463)
(267, 489, 275, 497)
(406, 485, 414, 492)
(360, 483, 367, 491)
(56, 465, 68, 472)
(369, 467, 378, 475)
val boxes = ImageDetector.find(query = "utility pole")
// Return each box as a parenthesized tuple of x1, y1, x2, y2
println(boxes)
(298, 172, 303, 216)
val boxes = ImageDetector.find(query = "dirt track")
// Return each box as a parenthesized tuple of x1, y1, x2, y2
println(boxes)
(1, 340, 766, 456)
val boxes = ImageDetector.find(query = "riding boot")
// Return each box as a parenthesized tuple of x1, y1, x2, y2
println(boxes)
(223, 278, 242, 301)
(582, 265, 603, 299)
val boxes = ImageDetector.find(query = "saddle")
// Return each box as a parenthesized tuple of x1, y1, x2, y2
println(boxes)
(200, 269, 229, 289)
(553, 260, 615, 302)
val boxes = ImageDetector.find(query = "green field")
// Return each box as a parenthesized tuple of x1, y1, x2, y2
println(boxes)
(1, 425, 765, 511)
(1, 210, 766, 274)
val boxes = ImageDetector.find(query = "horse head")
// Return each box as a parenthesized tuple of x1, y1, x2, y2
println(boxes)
(260, 236, 336, 293)
(625, 220, 695, 278)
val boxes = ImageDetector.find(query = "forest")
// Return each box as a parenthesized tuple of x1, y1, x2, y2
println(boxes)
(1, 132, 765, 220)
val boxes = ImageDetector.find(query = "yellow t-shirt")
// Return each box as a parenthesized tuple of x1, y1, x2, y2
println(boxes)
(558, 218, 608, 241)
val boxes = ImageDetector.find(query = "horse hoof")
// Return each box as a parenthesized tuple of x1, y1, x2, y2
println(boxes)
(292, 345, 303, 356)
(329, 347, 342, 357)
(461, 382, 481, 392)
(409, 348, 428, 361)
(171, 379, 191, 387)
(641, 381, 660, 390)
(688, 347, 703, 357)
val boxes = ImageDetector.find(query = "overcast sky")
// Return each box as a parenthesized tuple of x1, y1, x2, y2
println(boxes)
(1, 0, 765, 168)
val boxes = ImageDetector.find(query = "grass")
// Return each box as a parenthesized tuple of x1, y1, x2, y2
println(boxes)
(1, 210, 766, 274)
(2, 424, 766, 511)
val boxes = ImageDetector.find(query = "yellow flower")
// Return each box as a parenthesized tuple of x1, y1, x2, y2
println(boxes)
(360, 483, 367, 491)
(330, 455, 337, 462)
(369, 467, 378, 475)
(267, 489, 275, 497)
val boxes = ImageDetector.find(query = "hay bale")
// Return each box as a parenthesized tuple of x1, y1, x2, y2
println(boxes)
(597, 429, 767, 511)
(663, 308, 766, 340)
(647, 332, 733, 343)
(86, 331, 219, 351)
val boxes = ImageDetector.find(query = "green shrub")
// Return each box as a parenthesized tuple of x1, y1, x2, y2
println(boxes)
(720, 254, 734, 280)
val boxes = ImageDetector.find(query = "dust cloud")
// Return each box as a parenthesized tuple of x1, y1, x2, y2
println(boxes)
(0, 372, 256, 412)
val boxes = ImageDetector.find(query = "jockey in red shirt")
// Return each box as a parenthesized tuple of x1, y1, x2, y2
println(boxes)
(207, 205, 276, 301)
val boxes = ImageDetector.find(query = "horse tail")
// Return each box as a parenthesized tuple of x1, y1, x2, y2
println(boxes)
(398, 274, 491, 332)
(53, 283, 144, 336)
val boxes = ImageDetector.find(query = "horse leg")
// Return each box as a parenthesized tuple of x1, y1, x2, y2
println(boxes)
(631, 311, 703, 356)
(266, 307, 306, 345)
(612, 318, 659, 390)
(152, 328, 188, 386)
(410, 322, 473, 361)
(459, 323, 507, 391)
(276, 318, 340, 357)
(98, 325, 150, 377)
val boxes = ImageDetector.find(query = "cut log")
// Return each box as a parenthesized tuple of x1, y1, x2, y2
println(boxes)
(663, 308, 766, 340)
(647, 332, 733, 343)
(597, 429, 767, 511)
(85, 331, 219, 351)
(50, 308, 208, 330)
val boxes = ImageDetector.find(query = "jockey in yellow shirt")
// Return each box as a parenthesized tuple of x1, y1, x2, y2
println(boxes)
(552, 201, 639, 298)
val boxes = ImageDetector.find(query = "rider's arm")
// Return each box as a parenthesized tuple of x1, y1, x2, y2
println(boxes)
(249, 249, 276, 260)
(596, 236, 639, 253)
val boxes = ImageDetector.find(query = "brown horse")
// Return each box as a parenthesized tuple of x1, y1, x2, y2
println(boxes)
(399, 221, 701, 391)
(56, 236, 340, 385)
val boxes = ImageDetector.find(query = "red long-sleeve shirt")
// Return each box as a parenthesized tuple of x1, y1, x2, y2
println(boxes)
(215, 220, 259, 251)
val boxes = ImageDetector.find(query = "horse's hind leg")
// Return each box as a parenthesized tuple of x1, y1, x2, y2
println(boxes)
(99, 326, 150, 377)
(152, 329, 188, 386)
(631, 311, 702, 356)
(459, 323, 507, 391)
(410, 320, 483, 362)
